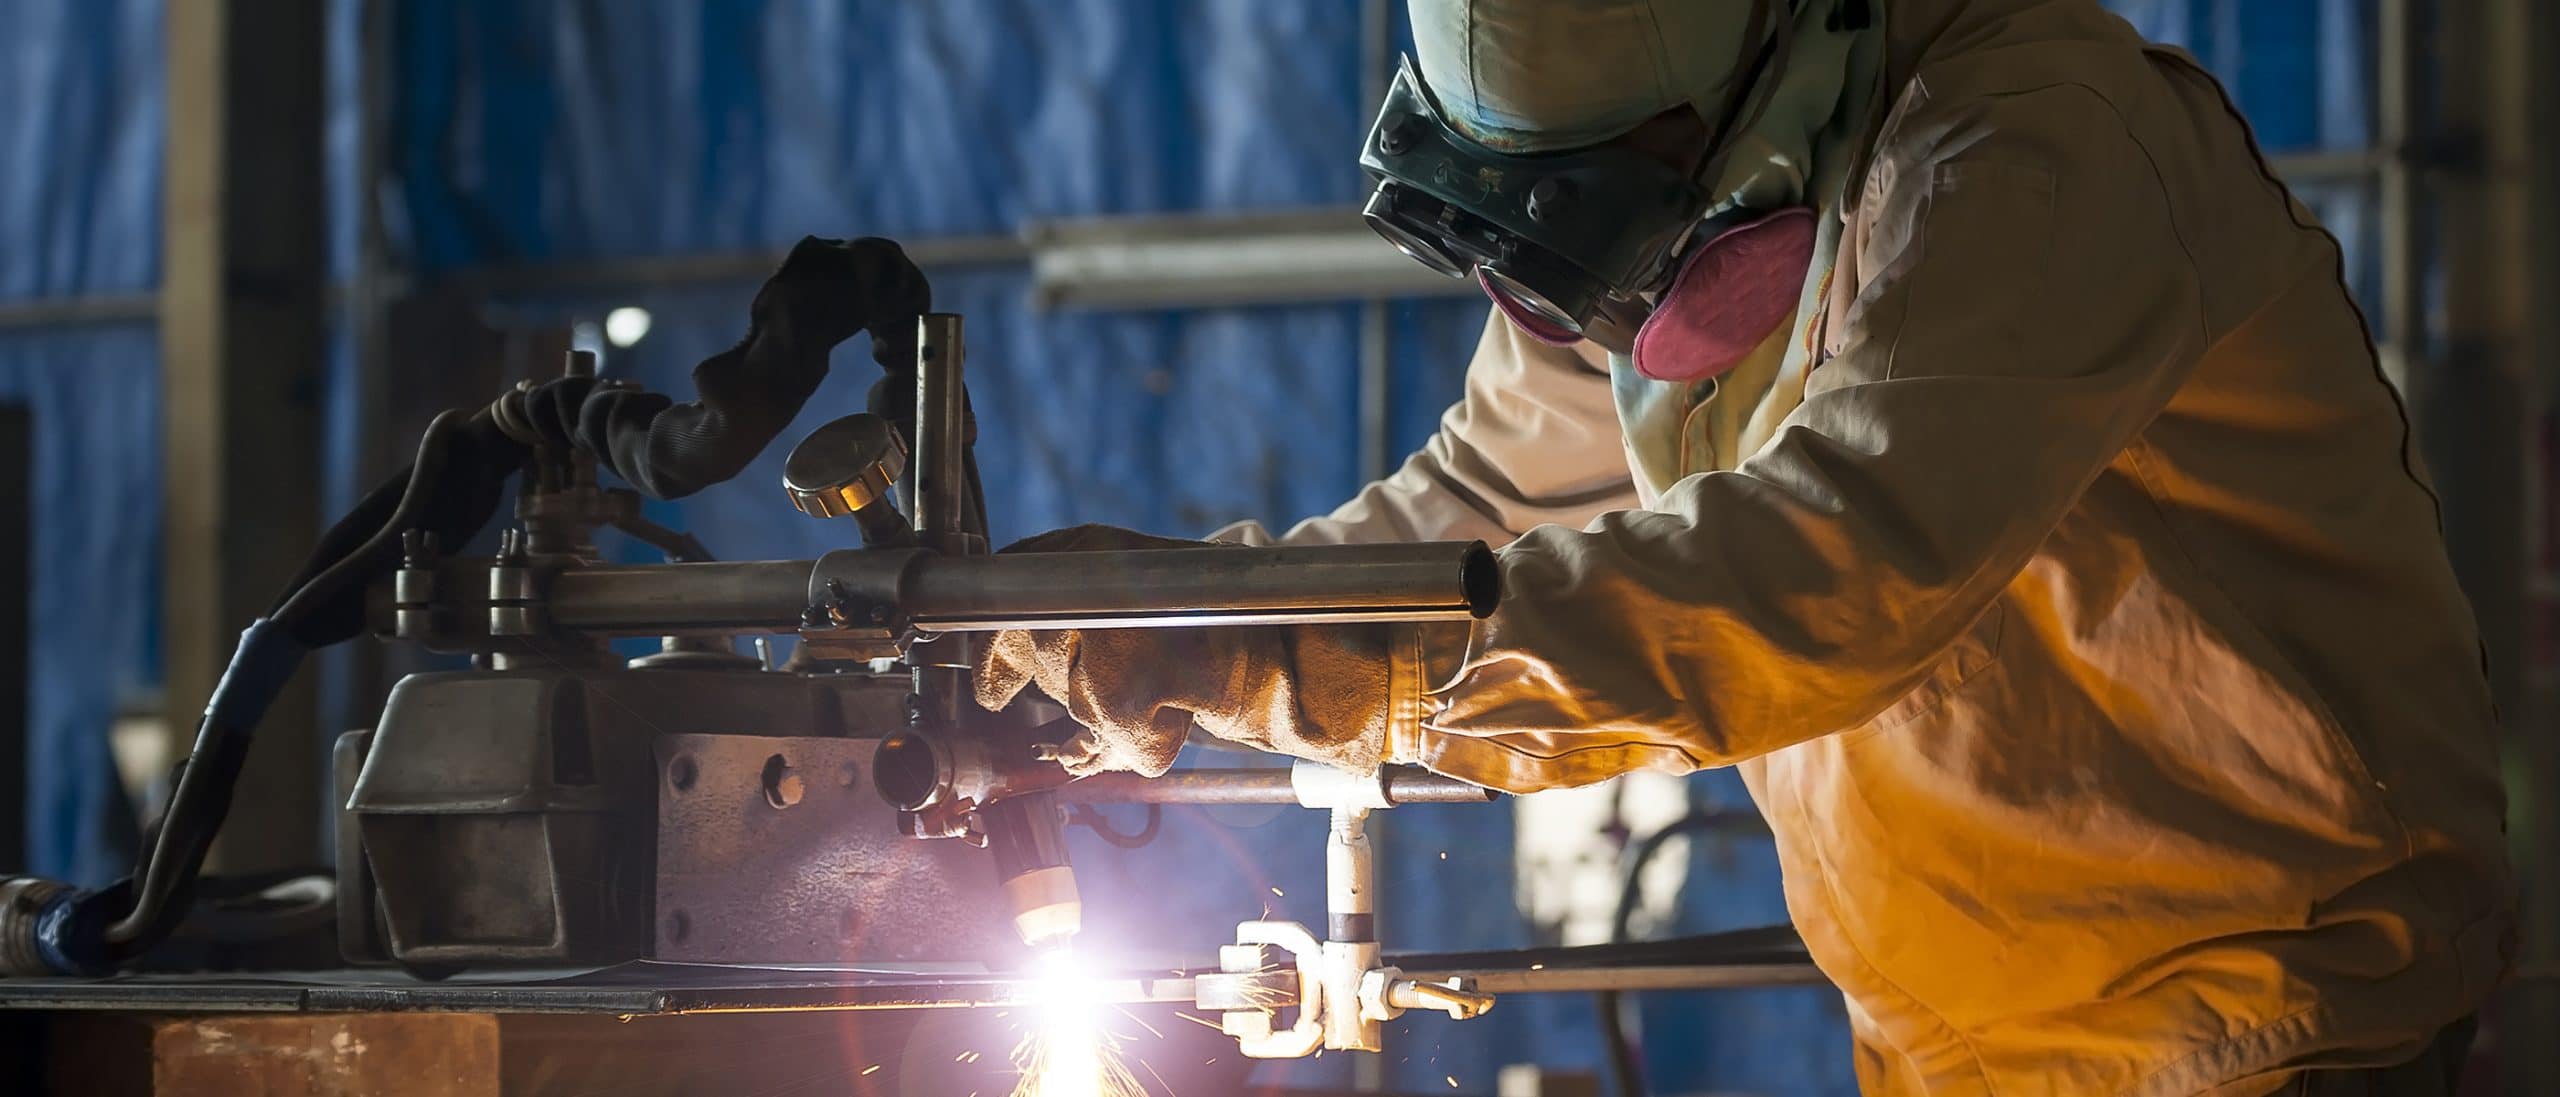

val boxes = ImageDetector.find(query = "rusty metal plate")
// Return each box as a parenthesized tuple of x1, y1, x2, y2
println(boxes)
(654, 733, 1013, 965)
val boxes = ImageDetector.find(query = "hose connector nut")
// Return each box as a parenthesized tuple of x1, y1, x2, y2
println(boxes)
(0, 877, 73, 977)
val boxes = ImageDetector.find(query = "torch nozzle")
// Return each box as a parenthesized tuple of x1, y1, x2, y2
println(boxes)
(982, 793, 1083, 949)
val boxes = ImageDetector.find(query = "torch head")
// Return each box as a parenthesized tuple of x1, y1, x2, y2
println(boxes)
(981, 793, 1083, 948)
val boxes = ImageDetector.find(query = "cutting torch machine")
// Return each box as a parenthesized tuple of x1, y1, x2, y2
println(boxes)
(1, 291, 1818, 1062)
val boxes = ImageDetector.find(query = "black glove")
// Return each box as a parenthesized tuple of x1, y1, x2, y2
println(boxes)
(529, 235, 932, 499)
(283, 237, 932, 645)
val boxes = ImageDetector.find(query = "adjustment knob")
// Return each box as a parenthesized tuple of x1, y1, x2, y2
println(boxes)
(784, 414, 907, 519)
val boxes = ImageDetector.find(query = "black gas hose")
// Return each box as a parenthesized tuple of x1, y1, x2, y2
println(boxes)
(1599, 808, 1771, 1097)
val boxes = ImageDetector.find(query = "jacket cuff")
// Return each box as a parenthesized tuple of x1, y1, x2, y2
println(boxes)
(1385, 621, 1473, 766)
(1206, 519, 1279, 546)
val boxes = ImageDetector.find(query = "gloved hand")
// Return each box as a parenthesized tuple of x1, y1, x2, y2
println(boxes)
(972, 525, 1465, 777)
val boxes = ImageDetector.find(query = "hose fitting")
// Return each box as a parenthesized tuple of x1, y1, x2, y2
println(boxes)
(0, 876, 73, 976)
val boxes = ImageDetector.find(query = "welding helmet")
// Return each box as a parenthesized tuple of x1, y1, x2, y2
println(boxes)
(1357, 1, 1802, 342)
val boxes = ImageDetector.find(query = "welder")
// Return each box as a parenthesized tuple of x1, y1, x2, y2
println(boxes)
(971, 0, 2517, 1093)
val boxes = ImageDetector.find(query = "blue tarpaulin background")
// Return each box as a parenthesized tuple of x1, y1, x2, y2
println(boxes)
(3, 1, 2381, 1091)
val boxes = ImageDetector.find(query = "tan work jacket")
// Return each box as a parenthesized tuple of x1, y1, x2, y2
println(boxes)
(1228, 1, 2515, 1092)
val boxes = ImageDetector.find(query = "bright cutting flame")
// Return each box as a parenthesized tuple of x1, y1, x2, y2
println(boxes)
(1012, 948, 1147, 1097)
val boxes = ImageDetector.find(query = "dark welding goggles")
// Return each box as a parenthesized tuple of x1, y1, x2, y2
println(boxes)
(1359, 0, 1810, 343)
(1357, 57, 1714, 342)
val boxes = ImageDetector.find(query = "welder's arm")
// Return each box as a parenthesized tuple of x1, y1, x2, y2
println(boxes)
(1218, 316, 1637, 547)
(974, 525, 1446, 777)
(523, 235, 930, 500)
(1407, 91, 2210, 792)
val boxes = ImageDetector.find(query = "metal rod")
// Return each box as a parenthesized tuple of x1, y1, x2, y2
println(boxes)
(1396, 963, 1829, 995)
(1358, 300, 1393, 484)
(541, 541, 1496, 635)
(0, 408, 26, 871)
(0, 292, 159, 331)
(431, 234, 1029, 298)
(913, 313, 969, 552)
(546, 560, 814, 632)
(907, 313, 974, 744)
(900, 543, 1497, 630)
(0, 962, 1822, 1015)
(1064, 767, 1495, 806)
(2378, 0, 2420, 390)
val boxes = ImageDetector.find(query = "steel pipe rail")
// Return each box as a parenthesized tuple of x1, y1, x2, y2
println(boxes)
(898, 542, 1497, 630)
(1063, 767, 1496, 806)
(545, 560, 813, 633)
(541, 541, 1499, 635)
(1399, 963, 1829, 994)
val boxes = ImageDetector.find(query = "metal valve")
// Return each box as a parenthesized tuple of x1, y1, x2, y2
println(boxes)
(783, 413, 908, 519)
(784, 413, 916, 549)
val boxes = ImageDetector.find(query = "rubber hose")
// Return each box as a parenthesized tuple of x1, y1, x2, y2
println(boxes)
(570, 236, 930, 501)
(1600, 809, 1769, 1097)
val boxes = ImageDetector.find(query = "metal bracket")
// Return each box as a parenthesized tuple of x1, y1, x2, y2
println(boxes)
(1201, 767, 1504, 1059)
(1216, 920, 1326, 1059)
(795, 549, 927, 662)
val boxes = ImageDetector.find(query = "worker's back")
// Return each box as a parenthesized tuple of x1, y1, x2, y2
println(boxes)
(1739, 3, 2516, 1094)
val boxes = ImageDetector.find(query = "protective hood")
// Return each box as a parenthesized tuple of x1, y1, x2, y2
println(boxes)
(1412, 0, 1884, 210)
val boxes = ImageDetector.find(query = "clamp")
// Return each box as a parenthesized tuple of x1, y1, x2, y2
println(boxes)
(1195, 764, 1498, 1057)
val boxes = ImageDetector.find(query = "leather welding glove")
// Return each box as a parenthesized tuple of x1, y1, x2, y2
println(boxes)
(972, 524, 1468, 777)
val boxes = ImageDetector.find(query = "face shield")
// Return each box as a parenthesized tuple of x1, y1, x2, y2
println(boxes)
(1359, 1, 1799, 345)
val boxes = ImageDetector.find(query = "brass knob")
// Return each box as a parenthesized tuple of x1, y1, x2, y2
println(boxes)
(784, 414, 907, 519)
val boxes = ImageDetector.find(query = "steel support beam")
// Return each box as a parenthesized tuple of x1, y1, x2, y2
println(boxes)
(2485, 0, 2560, 1085)
(1, 407, 25, 872)
(0, 294, 158, 332)
(161, 0, 328, 873)
(1024, 209, 1475, 309)
(2405, 0, 2560, 1087)
(2524, 0, 2560, 1080)
(0, 142, 2387, 329)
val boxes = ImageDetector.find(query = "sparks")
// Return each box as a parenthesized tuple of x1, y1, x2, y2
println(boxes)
(1010, 948, 1147, 1097)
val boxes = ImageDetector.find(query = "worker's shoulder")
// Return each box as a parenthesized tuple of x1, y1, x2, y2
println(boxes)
(1884, 18, 2181, 178)
(1891, 42, 2161, 155)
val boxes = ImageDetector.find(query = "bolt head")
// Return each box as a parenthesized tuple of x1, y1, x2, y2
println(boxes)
(1378, 115, 1422, 156)
(1527, 178, 1573, 223)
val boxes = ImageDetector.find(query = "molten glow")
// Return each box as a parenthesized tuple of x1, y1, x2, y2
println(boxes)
(1012, 949, 1145, 1097)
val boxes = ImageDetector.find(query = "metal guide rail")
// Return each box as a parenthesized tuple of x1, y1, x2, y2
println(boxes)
(0, 925, 1822, 1016)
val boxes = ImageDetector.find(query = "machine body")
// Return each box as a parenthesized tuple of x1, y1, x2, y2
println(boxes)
(335, 312, 1499, 970)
